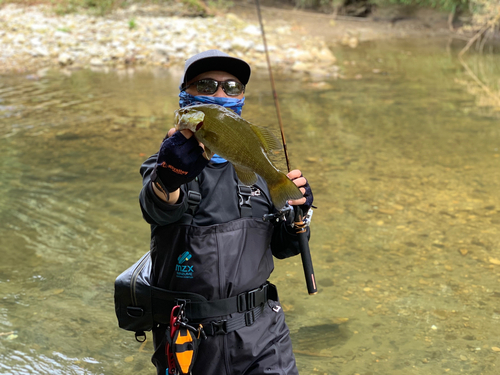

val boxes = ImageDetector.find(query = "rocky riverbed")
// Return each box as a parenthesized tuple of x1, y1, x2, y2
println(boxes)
(0, 3, 340, 77)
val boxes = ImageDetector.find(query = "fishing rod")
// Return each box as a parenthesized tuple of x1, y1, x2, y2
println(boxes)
(255, 0, 318, 295)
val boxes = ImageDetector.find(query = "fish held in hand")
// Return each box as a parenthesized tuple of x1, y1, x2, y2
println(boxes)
(175, 104, 303, 209)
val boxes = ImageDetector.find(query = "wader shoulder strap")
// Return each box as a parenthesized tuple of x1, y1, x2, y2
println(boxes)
(181, 177, 258, 222)
(177, 177, 202, 225)
(238, 183, 260, 218)
(186, 177, 201, 217)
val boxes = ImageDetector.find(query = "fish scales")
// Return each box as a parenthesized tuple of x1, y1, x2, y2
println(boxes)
(201, 113, 274, 174)
(175, 104, 303, 208)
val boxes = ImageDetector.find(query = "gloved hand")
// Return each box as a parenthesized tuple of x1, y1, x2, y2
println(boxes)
(299, 178, 313, 214)
(152, 131, 209, 195)
(287, 170, 314, 214)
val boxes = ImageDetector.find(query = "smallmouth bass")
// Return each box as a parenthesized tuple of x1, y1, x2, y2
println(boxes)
(175, 104, 303, 209)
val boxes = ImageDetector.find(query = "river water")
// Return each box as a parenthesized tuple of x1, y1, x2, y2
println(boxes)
(1, 38, 500, 375)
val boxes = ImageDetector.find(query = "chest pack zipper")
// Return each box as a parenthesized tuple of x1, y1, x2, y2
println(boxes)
(131, 253, 150, 306)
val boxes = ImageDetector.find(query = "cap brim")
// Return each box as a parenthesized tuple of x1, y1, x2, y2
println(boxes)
(182, 56, 251, 87)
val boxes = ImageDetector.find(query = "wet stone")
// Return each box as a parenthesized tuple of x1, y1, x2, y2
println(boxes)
(0, 3, 340, 76)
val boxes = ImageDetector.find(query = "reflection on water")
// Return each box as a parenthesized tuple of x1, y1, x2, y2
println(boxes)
(1, 39, 500, 374)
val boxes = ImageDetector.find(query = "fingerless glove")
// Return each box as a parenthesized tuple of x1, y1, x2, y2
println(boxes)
(151, 132, 209, 198)
(300, 178, 313, 214)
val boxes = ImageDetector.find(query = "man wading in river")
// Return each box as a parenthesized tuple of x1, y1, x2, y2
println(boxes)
(139, 50, 313, 375)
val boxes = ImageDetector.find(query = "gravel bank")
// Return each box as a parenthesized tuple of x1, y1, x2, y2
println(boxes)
(0, 4, 339, 77)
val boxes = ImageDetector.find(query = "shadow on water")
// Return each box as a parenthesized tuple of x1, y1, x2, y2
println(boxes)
(291, 323, 353, 352)
(1, 38, 500, 374)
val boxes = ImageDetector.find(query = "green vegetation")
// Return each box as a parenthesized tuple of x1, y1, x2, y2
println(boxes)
(207, 0, 233, 11)
(51, 0, 115, 15)
(370, 0, 466, 12)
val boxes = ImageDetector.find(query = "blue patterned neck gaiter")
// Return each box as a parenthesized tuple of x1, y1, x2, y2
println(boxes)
(178, 91, 245, 115)
(179, 91, 246, 164)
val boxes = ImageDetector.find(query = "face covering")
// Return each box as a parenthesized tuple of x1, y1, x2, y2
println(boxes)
(179, 91, 245, 115)
(179, 91, 246, 163)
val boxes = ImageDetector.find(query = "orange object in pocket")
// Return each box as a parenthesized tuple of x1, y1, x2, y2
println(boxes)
(172, 327, 198, 374)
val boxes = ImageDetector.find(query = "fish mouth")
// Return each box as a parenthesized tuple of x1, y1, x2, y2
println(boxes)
(176, 109, 205, 133)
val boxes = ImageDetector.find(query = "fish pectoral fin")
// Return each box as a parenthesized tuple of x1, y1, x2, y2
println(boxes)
(249, 124, 282, 153)
(233, 165, 258, 186)
(202, 145, 214, 161)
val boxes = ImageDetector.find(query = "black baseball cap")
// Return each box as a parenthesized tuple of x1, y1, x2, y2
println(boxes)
(179, 49, 251, 90)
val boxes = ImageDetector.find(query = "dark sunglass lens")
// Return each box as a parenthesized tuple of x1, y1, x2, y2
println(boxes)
(223, 81, 244, 96)
(196, 79, 218, 94)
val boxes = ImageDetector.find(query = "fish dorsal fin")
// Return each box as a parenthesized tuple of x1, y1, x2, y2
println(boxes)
(233, 164, 258, 186)
(249, 124, 282, 153)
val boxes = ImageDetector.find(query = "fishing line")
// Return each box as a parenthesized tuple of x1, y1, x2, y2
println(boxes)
(255, 0, 291, 173)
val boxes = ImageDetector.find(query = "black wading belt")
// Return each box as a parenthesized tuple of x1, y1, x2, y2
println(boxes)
(152, 282, 278, 336)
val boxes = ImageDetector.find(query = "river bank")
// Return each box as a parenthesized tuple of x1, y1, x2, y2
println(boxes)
(0, 2, 458, 76)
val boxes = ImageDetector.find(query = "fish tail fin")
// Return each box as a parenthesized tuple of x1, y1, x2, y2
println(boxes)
(268, 174, 304, 209)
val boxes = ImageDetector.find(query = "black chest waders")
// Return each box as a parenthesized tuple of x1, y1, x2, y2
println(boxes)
(154, 179, 276, 375)
(115, 178, 282, 375)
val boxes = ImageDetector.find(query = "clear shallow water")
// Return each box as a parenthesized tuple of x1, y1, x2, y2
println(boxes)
(1, 39, 500, 375)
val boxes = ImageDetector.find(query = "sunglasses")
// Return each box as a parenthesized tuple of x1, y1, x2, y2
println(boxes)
(182, 79, 245, 97)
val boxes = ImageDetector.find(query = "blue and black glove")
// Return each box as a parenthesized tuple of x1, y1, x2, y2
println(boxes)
(283, 176, 313, 226)
(300, 178, 313, 214)
(151, 131, 209, 199)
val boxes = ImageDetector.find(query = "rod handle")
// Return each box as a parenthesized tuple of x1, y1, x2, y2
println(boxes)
(294, 207, 318, 295)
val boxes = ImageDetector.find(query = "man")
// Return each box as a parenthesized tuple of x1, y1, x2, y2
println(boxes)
(139, 50, 313, 375)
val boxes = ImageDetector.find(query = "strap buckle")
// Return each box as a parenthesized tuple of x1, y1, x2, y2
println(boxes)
(237, 284, 268, 312)
(186, 190, 202, 217)
(187, 190, 202, 205)
(210, 320, 228, 335)
(238, 185, 253, 206)
(238, 186, 260, 205)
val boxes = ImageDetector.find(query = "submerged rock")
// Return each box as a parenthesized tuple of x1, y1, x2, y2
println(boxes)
(291, 323, 352, 352)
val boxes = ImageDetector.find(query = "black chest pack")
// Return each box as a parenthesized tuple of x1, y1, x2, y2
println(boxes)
(114, 178, 276, 342)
